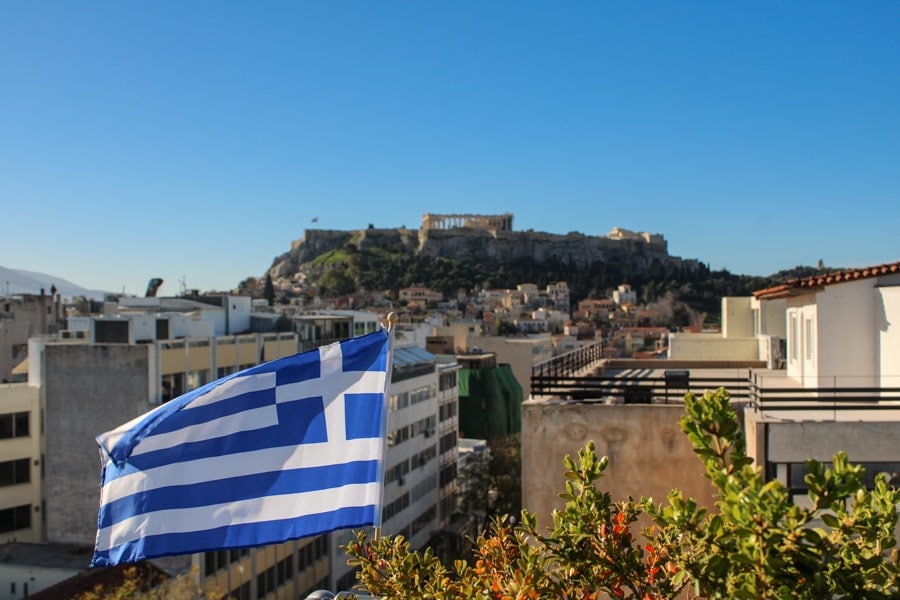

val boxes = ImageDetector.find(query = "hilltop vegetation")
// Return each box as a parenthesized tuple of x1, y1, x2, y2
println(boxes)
(258, 227, 829, 321)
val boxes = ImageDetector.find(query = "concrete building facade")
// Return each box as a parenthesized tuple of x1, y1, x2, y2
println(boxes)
(0, 384, 42, 545)
(0, 293, 65, 383)
(466, 334, 553, 400)
(522, 401, 718, 527)
(330, 346, 460, 592)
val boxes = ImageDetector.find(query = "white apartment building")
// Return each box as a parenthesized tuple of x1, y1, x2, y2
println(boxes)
(330, 346, 460, 592)
(544, 281, 570, 312)
(612, 283, 637, 306)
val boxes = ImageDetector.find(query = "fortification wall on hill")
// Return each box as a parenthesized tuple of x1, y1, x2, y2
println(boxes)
(272, 225, 684, 282)
(417, 228, 671, 270)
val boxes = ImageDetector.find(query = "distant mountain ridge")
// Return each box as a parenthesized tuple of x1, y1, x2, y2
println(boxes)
(0, 265, 107, 300)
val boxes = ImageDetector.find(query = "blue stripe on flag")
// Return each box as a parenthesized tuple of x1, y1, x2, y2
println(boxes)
(98, 460, 379, 529)
(147, 387, 276, 436)
(344, 393, 384, 439)
(92, 505, 377, 567)
(271, 347, 321, 386)
(341, 334, 388, 372)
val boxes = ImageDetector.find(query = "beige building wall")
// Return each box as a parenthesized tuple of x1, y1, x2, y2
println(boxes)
(667, 333, 759, 361)
(466, 335, 553, 399)
(722, 297, 752, 338)
(0, 383, 42, 543)
(433, 322, 481, 354)
(522, 400, 717, 530)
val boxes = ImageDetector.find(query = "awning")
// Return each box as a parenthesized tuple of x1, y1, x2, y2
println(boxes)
(11, 358, 28, 375)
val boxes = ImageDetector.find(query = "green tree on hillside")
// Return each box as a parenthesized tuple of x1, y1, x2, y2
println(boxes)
(263, 274, 275, 306)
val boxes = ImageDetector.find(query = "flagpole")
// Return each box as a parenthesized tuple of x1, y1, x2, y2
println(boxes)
(374, 311, 397, 542)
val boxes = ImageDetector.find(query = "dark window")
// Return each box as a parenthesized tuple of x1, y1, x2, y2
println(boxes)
(0, 505, 32, 533)
(229, 581, 251, 600)
(0, 458, 30, 486)
(94, 320, 130, 343)
(0, 412, 29, 439)
(161, 373, 184, 403)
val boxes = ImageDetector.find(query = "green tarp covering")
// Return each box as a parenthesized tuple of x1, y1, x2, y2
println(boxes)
(458, 364, 523, 439)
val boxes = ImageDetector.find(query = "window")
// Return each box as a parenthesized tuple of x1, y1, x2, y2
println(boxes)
(228, 582, 251, 600)
(0, 505, 31, 533)
(789, 314, 798, 361)
(203, 550, 228, 576)
(0, 412, 29, 439)
(0, 458, 30, 487)
(410, 505, 437, 535)
(804, 318, 814, 360)
(187, 369, 209, 391)
(256, 565, 276, 598)
(161, 373, 184, 403)
(204, 548, 249, 576)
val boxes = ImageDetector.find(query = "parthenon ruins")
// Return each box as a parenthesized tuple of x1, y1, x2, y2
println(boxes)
(421, 213, 513, 232)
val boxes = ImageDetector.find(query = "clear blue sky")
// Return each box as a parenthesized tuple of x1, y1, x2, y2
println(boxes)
(2, 2, 898, 296)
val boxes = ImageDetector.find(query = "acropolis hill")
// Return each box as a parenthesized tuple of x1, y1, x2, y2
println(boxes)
(267, 213, 702, 284)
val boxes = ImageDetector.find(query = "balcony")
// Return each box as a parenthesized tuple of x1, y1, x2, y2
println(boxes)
(532, 353, 900, 420)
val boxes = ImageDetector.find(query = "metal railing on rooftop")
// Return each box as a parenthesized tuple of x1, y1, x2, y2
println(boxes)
(749, 372, 900, 412)
(532, 362, 900, 413)
(531, 369, 750, 403)
(532, 342, 604, 381)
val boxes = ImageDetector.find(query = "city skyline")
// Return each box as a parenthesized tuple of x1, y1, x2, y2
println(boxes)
(2, 2, 898, 296)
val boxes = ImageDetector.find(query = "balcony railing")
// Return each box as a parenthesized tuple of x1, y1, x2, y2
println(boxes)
(749, 372, 900, 412)
(531, 369, 750, 403)
(532, 342, 604, 381)
(532, 364, 900, 414)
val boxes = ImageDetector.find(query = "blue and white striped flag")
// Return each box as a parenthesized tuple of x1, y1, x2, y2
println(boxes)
(91, 329, 392, 567)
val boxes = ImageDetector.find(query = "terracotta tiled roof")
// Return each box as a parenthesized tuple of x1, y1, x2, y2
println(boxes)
(753, 261, 900, 300)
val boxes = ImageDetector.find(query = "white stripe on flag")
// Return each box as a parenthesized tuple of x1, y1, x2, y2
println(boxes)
(131, 404, 279, 456)
(321, 342, 347, 443)
(182, 372, 275, 410)
(100, 438, 383, 505)
(274, 368, 386, 406)
(95, 482, 380, 552)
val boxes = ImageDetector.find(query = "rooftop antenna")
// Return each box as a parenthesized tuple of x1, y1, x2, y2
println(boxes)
(179, 276, 187, 296)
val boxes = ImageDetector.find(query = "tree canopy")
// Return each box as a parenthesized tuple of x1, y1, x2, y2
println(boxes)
(346, 388, 900, 599)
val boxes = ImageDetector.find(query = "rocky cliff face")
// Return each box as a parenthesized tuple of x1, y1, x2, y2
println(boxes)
(417, 229, 678, 271)
(269, 226, 700, 281)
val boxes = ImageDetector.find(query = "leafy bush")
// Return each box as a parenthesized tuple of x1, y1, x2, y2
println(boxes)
(346, 388, 900, 599)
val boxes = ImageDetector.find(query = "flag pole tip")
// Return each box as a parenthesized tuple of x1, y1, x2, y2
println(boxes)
(386, 312, 398, 331)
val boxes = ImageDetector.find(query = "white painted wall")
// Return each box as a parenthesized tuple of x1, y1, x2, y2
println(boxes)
(169, 316, 215, 338)
(877, 286, 900, 388)
(758, 297, 787, 338)
(722, 297, 752, 338)
(224, 295, 251, 334)
(814, 279, 877, 386)
(129, 315, 156, 342)
(784, 276, 900, 387)
(667, 333, 759, 360)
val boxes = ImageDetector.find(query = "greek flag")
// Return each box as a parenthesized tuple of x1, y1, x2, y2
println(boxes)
(91, 329, 392, 567)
